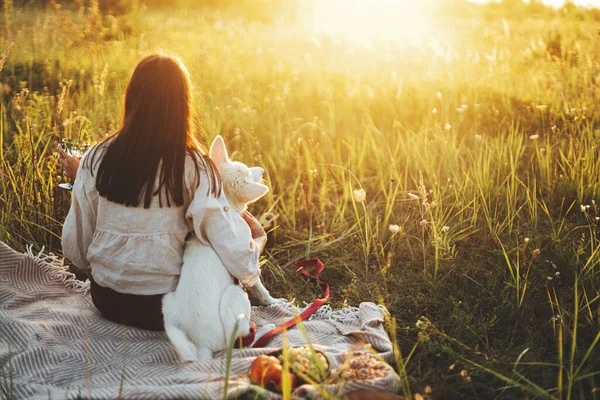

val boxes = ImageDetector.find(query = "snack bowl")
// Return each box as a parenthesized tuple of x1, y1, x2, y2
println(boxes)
(329, 345, 394, 382)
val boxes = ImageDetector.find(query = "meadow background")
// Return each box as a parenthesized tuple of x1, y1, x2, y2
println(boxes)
(2, 0, 600, 398)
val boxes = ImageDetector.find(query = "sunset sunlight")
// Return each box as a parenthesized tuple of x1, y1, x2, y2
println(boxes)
(311, 0, 434, 46)
(470, 0, 600, 6)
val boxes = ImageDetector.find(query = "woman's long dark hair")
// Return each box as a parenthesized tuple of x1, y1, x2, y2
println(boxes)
(86, 53, 220, 208)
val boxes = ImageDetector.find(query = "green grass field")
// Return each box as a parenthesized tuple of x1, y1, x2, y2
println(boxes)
(1, 1, 600, 398)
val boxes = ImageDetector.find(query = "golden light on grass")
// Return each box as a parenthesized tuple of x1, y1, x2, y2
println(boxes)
(4, 1, 600, 397)
(310, 0, 434, 46)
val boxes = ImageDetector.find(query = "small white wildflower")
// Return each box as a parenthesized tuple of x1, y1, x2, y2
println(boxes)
(529, 134, 540, 140)
(432, 107, 438, 114)
(353, 188, 366, 203)
(587, 205, 591, 209)
(436, 92, 443, 100)
(555, 271, 560, 276)
(581, 205, 587, 212)
(444, 123, 452, 131)
(474, 134, 482, 140)
(408, 193, 419, 200)
(595, 217, 599, 221)
(524, 237, 530, 243)
(389, 224, 401, 234)
(420, 219, 428, 226)
(441, 225, 450, 233)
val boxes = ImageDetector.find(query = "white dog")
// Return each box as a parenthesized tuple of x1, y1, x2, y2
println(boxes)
(163, 136, 281, 362)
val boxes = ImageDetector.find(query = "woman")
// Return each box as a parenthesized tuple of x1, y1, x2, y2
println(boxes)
(58, 53, 267, 331)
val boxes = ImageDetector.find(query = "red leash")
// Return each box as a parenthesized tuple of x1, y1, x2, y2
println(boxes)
(252, 259, 330, 348)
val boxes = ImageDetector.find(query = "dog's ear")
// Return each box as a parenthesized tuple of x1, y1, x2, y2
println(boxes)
(210, 135, 228, 165)
(249, 167, 264, 183)
(241, 182, 269, 203)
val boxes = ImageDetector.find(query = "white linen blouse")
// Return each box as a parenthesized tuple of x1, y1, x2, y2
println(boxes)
(61, 143, 260, 295)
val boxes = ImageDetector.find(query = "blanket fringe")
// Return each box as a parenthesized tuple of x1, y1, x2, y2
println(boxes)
(24, 245, 90, 295)
(311, 303, 389, 322)
(310, 303, 361, 323)
(253, 300, 388, 324)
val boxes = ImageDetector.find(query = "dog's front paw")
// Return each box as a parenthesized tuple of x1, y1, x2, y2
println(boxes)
(262, 296, 288, 306)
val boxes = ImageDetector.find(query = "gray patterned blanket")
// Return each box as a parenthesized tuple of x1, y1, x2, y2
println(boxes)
(0, 240, 400, 399)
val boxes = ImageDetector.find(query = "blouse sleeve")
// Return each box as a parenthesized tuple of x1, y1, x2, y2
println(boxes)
(61, 151, 99, 270)
(185, 167, 260, 287)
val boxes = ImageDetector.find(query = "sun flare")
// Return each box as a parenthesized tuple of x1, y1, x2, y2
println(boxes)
(311, 0, 434, 46)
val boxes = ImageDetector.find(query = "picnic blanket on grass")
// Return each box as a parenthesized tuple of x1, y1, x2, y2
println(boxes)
(0, 240, 400, 399)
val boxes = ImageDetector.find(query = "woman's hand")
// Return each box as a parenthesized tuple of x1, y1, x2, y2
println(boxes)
(57, 144, 81, 181)
(241, 211, 267, 253)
